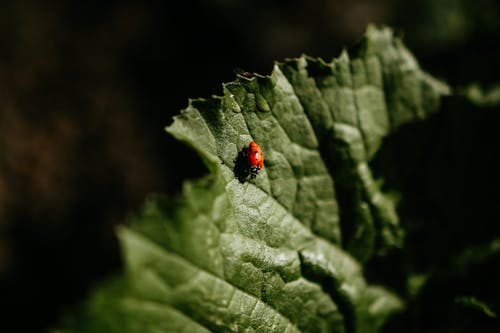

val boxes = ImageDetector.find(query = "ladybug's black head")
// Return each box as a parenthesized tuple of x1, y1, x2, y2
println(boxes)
(250, 166, 260, 179)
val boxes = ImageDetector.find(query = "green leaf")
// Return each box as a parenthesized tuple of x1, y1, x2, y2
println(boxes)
(451, 238, 500, 276)
(461, 83, 500, 107)
(455, 296, 497, 318)
(57, 25, 449, 333)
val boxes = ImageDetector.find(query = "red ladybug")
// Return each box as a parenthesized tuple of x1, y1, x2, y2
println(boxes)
(244, 141, 264, 178)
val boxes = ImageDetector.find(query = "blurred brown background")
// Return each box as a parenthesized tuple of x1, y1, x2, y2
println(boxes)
(1, 0, 499, 332)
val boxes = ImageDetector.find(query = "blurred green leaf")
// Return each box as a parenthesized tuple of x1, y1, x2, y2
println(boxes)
(56, 25, 449, 333)
(462, 83, 500, 107)
(455, 296, 497, 318)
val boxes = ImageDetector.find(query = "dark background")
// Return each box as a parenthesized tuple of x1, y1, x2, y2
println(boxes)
(1, 0, 499, 332)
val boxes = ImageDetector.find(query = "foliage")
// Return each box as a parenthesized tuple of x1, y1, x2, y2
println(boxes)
(57, 25, 499, 333)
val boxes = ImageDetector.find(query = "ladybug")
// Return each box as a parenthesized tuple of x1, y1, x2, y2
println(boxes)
(243, 141, 264, 179)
